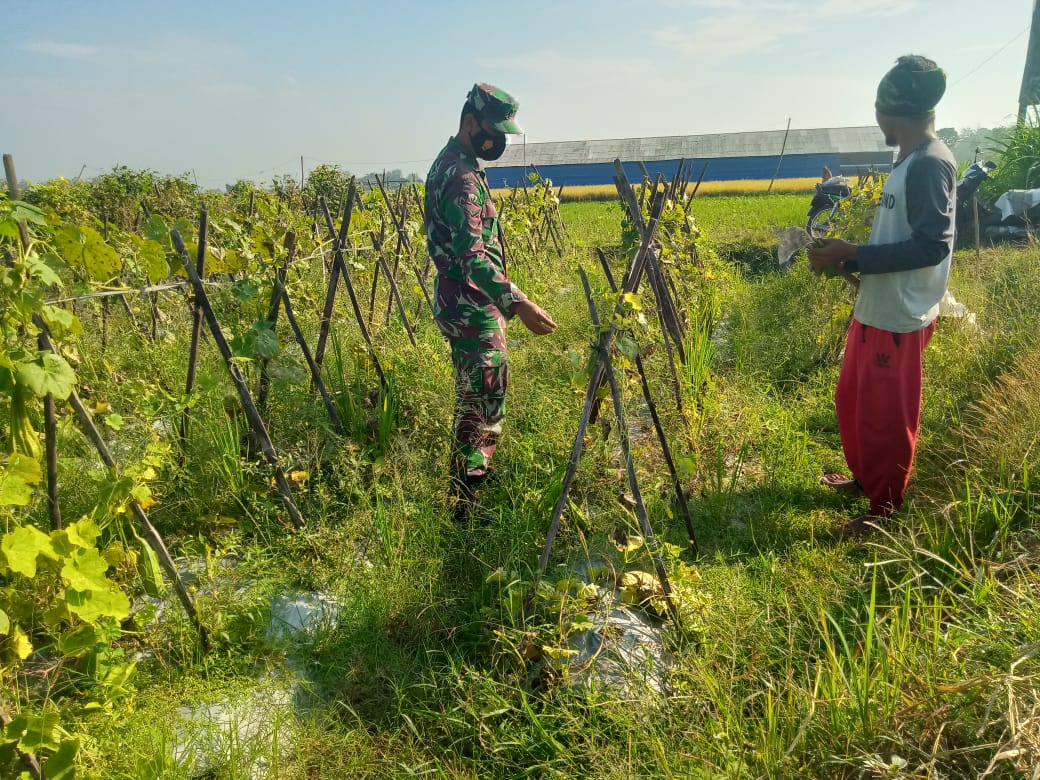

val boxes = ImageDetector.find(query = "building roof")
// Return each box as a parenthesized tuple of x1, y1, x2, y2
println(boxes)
(485, 126, 888, 168)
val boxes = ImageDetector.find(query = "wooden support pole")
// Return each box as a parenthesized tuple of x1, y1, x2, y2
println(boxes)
(532, 210, 663, 593)
(34, 317, 210, 649)
(170, 231, 306, 530)
(767, 118, 792, 194)
(581, 270, 684, 629)
(595, 247, 617, 292)
(5, 155, 61, 531)
(179, 206, 208, 459)
(275, 233, 345, 434)
(39, 331, 61, 531)
(687, 161, 710, 207)
(592, 265, 697, 550)
(317, 196, 388, 390)
(313, 181, 356, 368)
(3, 154, 31, 249)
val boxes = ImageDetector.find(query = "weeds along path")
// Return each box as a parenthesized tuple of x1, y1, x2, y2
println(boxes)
(5, 175, 1040, 778)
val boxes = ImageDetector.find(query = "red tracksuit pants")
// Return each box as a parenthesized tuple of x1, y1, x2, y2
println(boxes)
(835, 318, 935, 517)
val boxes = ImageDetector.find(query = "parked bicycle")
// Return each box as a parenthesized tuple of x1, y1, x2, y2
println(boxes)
(806, 175, 851, 238)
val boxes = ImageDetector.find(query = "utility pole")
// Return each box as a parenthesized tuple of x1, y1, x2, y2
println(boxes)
(1019, 0, 1040, 121)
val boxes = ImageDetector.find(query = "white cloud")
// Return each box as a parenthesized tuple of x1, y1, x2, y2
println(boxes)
(655, 13, 805, 60)
(20, 41, 99, 59)
(654, 0, 918, 62)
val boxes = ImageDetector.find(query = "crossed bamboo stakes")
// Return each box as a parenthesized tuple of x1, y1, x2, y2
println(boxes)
(531, 159, 701, 632)
(12, 152, 699, 662)
(15, 174, 435, 652)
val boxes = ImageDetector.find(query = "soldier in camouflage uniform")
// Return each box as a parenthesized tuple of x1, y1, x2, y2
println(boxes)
(425, 83, 557, 524)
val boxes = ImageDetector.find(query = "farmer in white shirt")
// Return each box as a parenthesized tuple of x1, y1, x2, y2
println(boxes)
(808, 55, 956, 537)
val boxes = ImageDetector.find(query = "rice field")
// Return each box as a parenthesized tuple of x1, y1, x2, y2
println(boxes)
(493, 177, 823, 203)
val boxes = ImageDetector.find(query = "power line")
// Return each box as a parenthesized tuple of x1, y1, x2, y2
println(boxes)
(949, 24, 1030, 89)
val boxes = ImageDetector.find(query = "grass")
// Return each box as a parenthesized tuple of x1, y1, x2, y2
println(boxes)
(13, 194, 1040, 778)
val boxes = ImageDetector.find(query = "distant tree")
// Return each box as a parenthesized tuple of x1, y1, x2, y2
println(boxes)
(937, 127, 959, 148)
(303, 164, 353, 210)
(945, 126, 1015, 163)
(270, 174, 302, 208)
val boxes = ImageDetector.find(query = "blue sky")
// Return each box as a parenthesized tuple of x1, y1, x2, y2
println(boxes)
(1, 0, 1032, 187)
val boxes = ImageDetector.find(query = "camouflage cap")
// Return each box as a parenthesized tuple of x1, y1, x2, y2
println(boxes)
(466, 83, 522, 134)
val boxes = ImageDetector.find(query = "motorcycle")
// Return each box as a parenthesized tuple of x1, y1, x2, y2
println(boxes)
(954, 149, 997, 246)
(806, 175, 851, 238)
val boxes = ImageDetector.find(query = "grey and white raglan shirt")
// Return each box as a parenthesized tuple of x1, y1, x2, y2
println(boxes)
(845, 138, 957, 333)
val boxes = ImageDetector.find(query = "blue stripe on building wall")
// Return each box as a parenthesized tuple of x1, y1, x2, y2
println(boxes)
(484, 153, 845, 189)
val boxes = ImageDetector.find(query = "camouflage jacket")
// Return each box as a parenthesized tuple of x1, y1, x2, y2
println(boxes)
(425, 137, 527, 319)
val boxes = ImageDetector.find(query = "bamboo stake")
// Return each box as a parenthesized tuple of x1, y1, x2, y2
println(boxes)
(595, 248, 617, 292)
(532, 209, 663, 594)
(34, 317, 210, 648)
(686, 161, 710, 208)
(317, 196, 388, 390)
(592, 266, 696, 550)
(256, 250, 284, 417)
(40, 332, 61, 530)
(313, 181, 356, 368)
(580, 270, 684, 629)
(376, 253, 417, 346)
(275, 233, 344, 434)
(5, 156, 62, 531)
(170, 231, 305, 530)
(179, 207, 208, 459)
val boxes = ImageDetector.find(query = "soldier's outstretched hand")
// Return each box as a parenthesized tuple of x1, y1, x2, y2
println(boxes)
(515, 300, 557, 335)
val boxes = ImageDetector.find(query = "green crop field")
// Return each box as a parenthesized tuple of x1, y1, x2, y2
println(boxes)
(3, 170, 1040, 779)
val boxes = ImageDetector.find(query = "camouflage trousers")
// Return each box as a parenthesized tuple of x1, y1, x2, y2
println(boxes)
(434, 298, 508, 478)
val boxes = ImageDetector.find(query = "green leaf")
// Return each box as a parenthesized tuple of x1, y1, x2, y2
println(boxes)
(8, 201, 48, 226)
(0, 608, 9, 636)
(26, 255, 64, 287)
(60, 547, 112, 592)
(230, 320, 278, 360)
(42, 738, 79, 780)
(57, 624, 98, 657)
(63, 519, 101, 550)
(0, 476, 32, 507)
(65, 585, 130, 623)
(142, 215, 170, 246)
(615, 335, 640, 362)
(104, 412, 124, 431)
(252, 324, 279, 360)
(9, 625, 32, 660)
(16, 354, 76, 400)
(7, 453, 42, 486)
(231, 278, 261, 301)
(2, 525, 57, 577)
(41, 305, 81, 339)
(0, 454, 42, 507)
(12, 711, 60, 752)
(54, 224, 122, 282)
(137, 239, 168, 284)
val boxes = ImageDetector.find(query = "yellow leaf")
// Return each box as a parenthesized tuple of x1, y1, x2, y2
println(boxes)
(137, 497, 157, 510)
(92, 401, 111, 414)
(621, 292, 642, 311)
(10, 625, 32, 659)
(289, 470, 308, 484)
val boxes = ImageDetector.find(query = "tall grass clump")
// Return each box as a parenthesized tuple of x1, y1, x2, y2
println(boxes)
(983, 111, 1040, 198)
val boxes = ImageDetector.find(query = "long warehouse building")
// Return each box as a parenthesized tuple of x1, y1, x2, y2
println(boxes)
(482, 126, 892, 188)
